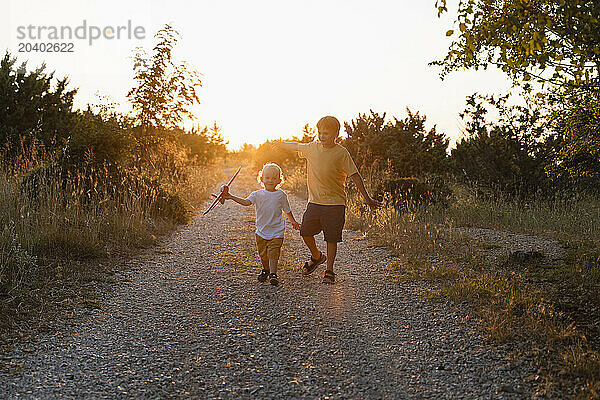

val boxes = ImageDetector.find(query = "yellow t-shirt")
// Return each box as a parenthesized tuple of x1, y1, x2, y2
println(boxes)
(298, 141, 359, 205)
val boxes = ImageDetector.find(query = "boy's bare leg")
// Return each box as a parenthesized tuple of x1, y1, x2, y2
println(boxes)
(302, 235, 321, 260)
(269, 258, 278, 274)
(260, 257, 269, 271)
(326, 241, 337, 272)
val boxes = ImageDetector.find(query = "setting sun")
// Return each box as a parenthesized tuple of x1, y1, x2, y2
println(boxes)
(2, 0, 513, 149)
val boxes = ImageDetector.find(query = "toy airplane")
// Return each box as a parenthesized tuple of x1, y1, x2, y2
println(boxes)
(203, 166, 242, 215)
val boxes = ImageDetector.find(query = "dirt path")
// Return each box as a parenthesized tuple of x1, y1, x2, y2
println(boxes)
(0, 167, 540, 399)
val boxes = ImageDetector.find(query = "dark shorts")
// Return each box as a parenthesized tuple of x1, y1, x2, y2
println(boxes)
(300, 203, 346, 243)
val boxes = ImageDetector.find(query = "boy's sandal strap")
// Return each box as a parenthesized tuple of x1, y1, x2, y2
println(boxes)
(302, 252, 326, 275)
(323, 270, 336, 284)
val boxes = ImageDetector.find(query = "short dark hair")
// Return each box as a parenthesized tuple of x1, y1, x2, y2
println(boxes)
(317, 116, 340, 134)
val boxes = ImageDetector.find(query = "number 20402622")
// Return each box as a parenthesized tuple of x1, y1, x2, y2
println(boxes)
(18, 42, 74, 52)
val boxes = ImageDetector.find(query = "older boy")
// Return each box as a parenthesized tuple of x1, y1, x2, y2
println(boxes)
(273, 116, 380, 284)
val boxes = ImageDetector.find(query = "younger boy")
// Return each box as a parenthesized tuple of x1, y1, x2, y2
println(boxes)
(223, 163, 300, 285)
(273, 116, 380, 284)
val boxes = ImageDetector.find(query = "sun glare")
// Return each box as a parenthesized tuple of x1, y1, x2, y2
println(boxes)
(3, 0, 513, 150)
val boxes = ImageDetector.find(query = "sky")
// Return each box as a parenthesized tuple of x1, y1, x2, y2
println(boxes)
(1, 0, 516, 149)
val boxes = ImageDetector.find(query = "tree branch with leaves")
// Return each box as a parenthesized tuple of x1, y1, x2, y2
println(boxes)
(433, 0, 600, 89)
(127, 24, 202, 131)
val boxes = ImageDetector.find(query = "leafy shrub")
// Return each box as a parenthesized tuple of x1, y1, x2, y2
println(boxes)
(449, 94, 549, 197)
(343, 109, 449, 177)
(546, 90, 600, 193)
(0, 51, 76, 155)
(253, 140, 301, 172)
(180, 124, 228, 165)
(67, 108, 135, 165)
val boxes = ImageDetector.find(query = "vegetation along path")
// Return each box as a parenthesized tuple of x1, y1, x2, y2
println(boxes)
(0, 167, 539, 399)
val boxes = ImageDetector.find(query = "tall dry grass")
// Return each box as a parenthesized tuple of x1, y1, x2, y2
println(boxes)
(0, 147, 220, 336)
(345, 175, 600, 399)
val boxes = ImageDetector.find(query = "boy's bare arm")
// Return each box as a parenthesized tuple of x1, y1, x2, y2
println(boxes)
(271, 141, 299, 152)
(284, 211, 301, 230)
(223, 192, 252, 206)
(349, 172, 381, 209)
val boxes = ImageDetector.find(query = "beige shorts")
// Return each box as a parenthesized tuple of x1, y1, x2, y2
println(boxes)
(255, 233, 284, 260)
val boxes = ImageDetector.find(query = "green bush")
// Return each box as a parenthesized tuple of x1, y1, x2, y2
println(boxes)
(68, 109, 135, 165)
(343, 109, 449, 177)
(253, 140, 301, 172)
(180, 124, 228, 165)
(449, 94, 549, 197)
(546, 90, 600, 193)
(0, 51, 76, 155)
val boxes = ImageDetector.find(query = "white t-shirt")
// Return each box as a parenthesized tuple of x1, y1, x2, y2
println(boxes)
(246, 189, 292, 239)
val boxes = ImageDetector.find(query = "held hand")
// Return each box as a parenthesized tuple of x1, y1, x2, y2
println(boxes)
(366, 197, 382, 210)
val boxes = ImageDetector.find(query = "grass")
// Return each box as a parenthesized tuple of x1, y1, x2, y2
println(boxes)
(345, 177, 600, 399)
(390, 259, 460, 283)
(0, 148, 222, 341)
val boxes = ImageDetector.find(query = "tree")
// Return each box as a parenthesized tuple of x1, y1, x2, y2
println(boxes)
(66, 107, 135, 165)
(343, 110, 449, 177)
(545, 90, 600, 191)
(0, 51, 76, 155)
(127, 24, 202, 130)
(450, 94, 549, 195)
(434, 0, 600, 88)
(180, 123, 228, 165)
(126, 24, 204, 177)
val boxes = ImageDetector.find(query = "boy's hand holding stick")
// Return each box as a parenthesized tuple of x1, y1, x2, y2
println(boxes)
(221, 187, 252, 206)
(203, 166, 242, 215)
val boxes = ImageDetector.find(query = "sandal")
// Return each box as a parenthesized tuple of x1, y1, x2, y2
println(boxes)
(322, 270, 336, 284)
(302, 252, 326, 275)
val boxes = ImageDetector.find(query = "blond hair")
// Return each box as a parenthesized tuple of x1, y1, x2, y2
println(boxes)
(257, 163, 284, 188)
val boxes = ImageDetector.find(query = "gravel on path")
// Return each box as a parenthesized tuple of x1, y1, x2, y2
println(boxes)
(0, 168, 541, 399)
